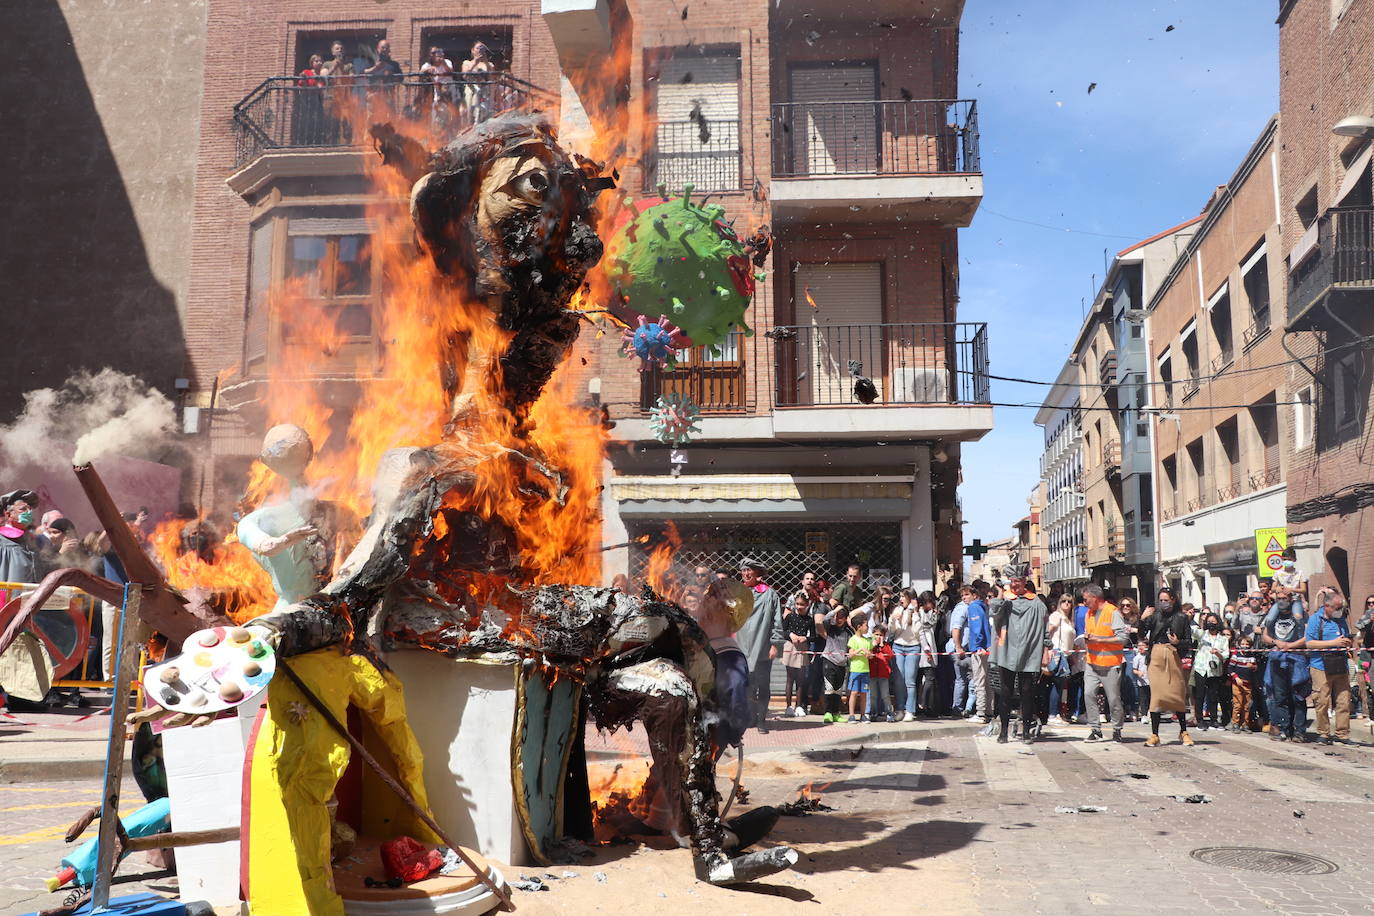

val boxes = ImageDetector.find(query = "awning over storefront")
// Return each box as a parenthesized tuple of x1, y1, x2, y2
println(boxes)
(611, 475, 914, 502)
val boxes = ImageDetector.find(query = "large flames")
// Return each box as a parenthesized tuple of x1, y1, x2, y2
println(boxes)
(227, 84, 619, 629)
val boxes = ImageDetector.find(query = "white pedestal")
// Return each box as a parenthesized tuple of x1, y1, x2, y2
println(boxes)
(160, 696, 260, 908)
(385, 650, 528, 867)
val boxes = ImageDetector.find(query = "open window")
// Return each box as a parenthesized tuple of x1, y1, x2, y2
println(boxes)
(1240, 242, 1270, 348)
(1216, 417, 1240, 500)
(1180, 321, 1200, 399)
(293, 28, 388, 75)
(1208, 283, 1233, 372)
(418, 26, 515, 71)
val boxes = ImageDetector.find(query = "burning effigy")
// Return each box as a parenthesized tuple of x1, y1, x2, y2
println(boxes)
(0, 107, 791, 914)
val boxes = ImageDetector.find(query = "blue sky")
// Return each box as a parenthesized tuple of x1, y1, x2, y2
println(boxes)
(956, 1, 1279, 545)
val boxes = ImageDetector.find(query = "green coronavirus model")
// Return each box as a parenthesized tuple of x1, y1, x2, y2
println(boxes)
(604, 185, 770, 369)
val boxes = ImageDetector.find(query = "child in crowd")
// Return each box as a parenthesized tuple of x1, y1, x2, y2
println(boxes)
(868, 625, 895, 722)
(846, 612, 873, 723)
(1229, 635, 1260, 732)
(781, 591, 814, 716)
(1131, 639, 1150, 714)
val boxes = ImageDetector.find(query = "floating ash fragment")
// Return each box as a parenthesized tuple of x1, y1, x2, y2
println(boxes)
(594, 872, 608, 884)
(1172, 794, 1213, 804)
(1054, 805, 1108, 814)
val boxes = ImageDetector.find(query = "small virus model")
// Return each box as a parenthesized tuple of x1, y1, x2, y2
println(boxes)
(622, 314, 692, 371)
(603, 184, 769, 358)
(649, 393, 702, 446)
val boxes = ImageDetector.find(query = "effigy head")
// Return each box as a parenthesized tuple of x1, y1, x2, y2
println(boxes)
(260, 423, 313, 482)
(407, 113, 609, 308)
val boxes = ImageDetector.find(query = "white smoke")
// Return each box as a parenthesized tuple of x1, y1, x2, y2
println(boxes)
(0, 369, 176, 471)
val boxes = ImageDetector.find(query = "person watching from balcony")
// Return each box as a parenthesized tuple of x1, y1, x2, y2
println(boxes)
(419, 46, 457, 123)
(298, 53, 325, 87)
(461, 41, 496, 124)
(363, 38, 402, 84)
(319, 40, 353, 78)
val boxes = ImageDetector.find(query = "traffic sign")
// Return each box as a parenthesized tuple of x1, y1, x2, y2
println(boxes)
(1254, 527, 1287, 578)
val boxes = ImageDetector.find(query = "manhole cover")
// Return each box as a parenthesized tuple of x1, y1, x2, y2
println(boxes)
(1190, 847, 1337, 875)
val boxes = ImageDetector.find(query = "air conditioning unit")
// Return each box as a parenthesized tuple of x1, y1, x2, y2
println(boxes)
(890, 368, 949, 403)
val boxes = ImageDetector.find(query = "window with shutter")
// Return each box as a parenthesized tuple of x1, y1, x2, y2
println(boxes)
(788, 65, 878, 176)
(787, 263, 886, 405)
(244, 220, 274, 371)
(649, 50, 740, 191)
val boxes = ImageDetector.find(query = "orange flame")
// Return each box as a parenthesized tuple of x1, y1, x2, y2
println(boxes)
(804, 285, 820, 310)
(645, 521, 682, 601)
(150, 519, 276, 624)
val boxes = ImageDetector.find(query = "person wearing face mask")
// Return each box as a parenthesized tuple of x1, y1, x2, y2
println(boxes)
(0, 489, 41, 583)
(1262, 589, 1310, 742)
(1273, 551, 1308, 606)
(1191, 612, 1232, 730)
(1144, 587, 1194, 746)
(1305, 593, 1354, 745)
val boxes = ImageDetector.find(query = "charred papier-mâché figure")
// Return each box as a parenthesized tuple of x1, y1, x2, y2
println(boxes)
(246, 113, 794, 886)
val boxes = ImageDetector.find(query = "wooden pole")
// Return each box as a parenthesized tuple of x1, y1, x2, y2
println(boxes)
(275, 660, 514, 912)
(90, 585, 143, 912)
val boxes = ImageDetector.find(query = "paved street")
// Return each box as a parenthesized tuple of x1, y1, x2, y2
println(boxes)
(8, 714, 1374, 914)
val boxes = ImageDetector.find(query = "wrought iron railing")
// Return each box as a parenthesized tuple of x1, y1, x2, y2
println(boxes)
(232, 71, 555, 169)
(643, 119, 744, 192)
(1242, 309, 1271, 350)
(634, 322, 990, 416)
(1216, 481, 1243, 503)
(1249, 466, 1282, 491)
(1288, 205, 1374, 323)
(770, 99, 979, 178)
(772, 321, 989, 407)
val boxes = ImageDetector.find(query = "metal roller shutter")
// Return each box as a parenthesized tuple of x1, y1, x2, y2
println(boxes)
(652, 53, 740, 191)
(795, 263, 883, 404)
(789, 65, 877, 175)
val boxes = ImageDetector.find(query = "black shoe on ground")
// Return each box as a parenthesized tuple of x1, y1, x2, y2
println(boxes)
(1112, 729, 1123, 742)
(1086, 729, 1103, 742)
(1320, 735, 1334, 746)
(997, 729, 1009, 744)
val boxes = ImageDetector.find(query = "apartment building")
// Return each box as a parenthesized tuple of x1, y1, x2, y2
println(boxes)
(1036, 359, 1088, 587)
(1279, 0, 1374, 600)
(967, 536, 1014, 586)
(164, 0, 989, 591)
(1066, 222, 1198, 603)
(1147, 119, 1292, 608)
(601, 0, 990, 591)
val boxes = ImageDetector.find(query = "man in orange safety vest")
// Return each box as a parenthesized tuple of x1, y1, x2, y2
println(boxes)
(1079, 583, 1129, 742)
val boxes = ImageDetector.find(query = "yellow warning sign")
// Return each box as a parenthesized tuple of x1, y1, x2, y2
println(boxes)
(1254, 527, 1287, 578)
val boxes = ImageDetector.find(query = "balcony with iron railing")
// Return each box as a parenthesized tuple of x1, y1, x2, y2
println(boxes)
(1098, 348, 1117, 388)
(642, 120, 745, 193)
(1102, 439, 1121, 477)
(1242, 308, 1271, 351)
(631, 321, 993, 441)
(768, 98, 982, 225)
(230, 72, 555, 173)
(1288, 205, 1374, 327)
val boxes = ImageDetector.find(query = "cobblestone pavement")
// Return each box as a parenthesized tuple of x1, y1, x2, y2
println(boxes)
(9, 720, 1374, 914)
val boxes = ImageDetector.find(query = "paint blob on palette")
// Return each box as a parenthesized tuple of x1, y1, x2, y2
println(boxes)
(141, 625, 276, 714)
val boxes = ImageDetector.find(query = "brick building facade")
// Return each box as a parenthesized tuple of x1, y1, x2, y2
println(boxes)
(166, 0, 989, 590)
(1147, 119, 1305, 609)
(1279, 0, 1374, 601)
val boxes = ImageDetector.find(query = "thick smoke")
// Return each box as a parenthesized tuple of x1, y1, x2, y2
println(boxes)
(0, 369, 176, 471)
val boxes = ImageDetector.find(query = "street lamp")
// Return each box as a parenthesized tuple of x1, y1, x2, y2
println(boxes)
(1332, 115, 1374, 138)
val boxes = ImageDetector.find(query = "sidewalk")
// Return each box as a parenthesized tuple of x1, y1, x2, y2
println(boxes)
(0, 703, 122, 782)
(1, 694, 982, 782)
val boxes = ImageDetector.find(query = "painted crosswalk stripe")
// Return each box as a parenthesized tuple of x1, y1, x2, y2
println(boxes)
(1063, 740, 1203, 796)
(1225, 732, 1374, 785)
(1189, 745, 1364, 803)
(974, 737, 1060, 793)
(830, 740, 928, 806)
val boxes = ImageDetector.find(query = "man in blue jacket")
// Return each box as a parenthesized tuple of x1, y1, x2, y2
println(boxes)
(1306, 593, 1354, 745)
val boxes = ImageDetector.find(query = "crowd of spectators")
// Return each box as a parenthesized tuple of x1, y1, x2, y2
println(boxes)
(292, 37, 509, 143)
(650, 553, 1374, 749)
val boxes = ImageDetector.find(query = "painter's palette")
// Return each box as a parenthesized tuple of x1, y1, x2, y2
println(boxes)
(141, 626, 276, 714)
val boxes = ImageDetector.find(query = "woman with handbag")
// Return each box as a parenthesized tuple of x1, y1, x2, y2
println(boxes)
(1144, 587, 1194, 747)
